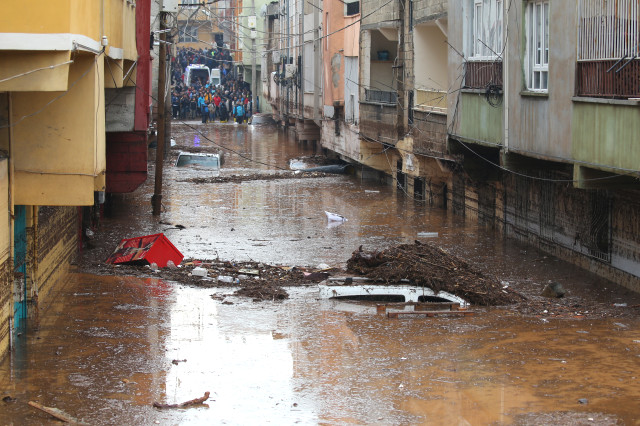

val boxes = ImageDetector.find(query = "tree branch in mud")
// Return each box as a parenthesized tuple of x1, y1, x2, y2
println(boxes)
(153, 391, 210, 409)
(28, 401, 83, 424)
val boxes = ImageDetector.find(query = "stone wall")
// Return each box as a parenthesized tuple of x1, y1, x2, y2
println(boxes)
(359, 102, 398, 145)
(413, 0, 447, 23)
(449, 168, 640, 292)
(35, 206, 79, 304)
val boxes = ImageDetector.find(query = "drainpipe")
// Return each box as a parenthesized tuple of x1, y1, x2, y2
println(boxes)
(31, 206, 38, 302)
(313, 0, 320, 123)
(503, 0, 509, 152)
(7, 94, 14, 350)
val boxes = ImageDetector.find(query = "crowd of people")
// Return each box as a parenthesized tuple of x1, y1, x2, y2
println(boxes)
(170, 46, 253, 124)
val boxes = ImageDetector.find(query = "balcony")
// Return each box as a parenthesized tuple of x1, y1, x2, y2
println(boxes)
(464, 60, 503, 89)
(364, 89, 397, 104)
(576, 59, 640, 98)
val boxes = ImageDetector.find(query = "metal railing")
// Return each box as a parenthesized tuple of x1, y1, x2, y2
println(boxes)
(364, 88, 397, 104)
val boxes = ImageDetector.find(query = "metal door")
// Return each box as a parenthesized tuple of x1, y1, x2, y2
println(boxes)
(13, 205, 27, 330)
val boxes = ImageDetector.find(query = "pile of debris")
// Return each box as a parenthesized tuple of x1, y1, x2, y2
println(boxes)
(346, 241, 523, 306)
(180, 171, 330, 184)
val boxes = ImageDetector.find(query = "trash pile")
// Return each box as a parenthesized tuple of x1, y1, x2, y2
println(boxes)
(180, 171, 330, 185)
(346, 241, 524, 306)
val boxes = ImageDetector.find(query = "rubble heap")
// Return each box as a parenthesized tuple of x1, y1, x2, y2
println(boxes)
(346, 241, 524, 306)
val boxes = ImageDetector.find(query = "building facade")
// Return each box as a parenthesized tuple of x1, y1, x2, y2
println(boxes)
(264, 0, 640, 291)
(0, 0, 151, 361)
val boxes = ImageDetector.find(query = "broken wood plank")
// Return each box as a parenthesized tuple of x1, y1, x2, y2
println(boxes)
(153, 391, 210, 409)
(387, 310, 475, 319)
(28, 401, 83, 424)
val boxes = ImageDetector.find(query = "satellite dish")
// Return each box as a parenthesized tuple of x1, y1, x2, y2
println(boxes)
(260, 4, 267, 17)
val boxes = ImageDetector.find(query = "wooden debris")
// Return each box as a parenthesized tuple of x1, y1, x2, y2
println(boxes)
(28, 401, 82, 424)
(347, 242, 524, 306)
(153, 391, 210, 409)
(388, 310, 476, 319)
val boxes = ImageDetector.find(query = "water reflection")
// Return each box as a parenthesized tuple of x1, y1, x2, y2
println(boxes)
(1, 122, 639, 424)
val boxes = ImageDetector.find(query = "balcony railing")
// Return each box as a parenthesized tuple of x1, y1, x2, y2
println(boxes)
(464, 60, 503, 89)
(576, 60, 640, 98)
(364, 89, 397, 104)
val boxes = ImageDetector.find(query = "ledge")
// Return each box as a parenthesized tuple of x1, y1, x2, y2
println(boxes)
(520, 90, 549, 98)
(461, 88, 490, 94)
(572, 96, 640, 106)
(359, 100, 397, 107)
(413, 107, 447, 116)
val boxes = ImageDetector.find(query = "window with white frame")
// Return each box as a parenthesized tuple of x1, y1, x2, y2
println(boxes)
(466, 0, 503, 59)
(525, 1, 549, 91)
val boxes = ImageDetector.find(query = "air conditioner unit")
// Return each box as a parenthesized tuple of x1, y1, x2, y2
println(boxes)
(285, 64, 297, 78)
(162, 0, 179, 13)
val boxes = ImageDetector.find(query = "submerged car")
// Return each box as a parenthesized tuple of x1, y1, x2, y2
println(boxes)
(175, 152, 221, 168)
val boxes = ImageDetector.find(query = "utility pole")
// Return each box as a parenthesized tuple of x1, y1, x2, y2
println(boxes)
(152, 11, 167, 215)
(251, 0, 257, 114)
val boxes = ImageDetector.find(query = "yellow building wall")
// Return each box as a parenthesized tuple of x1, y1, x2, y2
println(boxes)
(0, 159, 10, 362)
(0, 51, 72, 93)
(11, 54, 104, 206)
(0, 1, 72, 34)
(69, 1, 100, 40)
(122, 2, 137, 60)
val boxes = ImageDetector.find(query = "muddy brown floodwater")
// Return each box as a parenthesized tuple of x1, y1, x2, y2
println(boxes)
(1, 121, 639, 425)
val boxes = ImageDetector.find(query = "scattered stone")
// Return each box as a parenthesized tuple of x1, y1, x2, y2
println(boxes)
(578, 398, 588, 404)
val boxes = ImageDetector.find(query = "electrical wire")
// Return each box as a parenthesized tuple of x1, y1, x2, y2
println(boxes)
(0, 60, 74, 84)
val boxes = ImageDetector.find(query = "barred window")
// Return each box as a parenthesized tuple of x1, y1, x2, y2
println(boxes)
(578, 0, 640, 60)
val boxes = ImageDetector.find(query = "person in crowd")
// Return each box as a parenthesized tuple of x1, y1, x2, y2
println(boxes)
(171, 46, 260, 124)
(171, 92, 180, 119)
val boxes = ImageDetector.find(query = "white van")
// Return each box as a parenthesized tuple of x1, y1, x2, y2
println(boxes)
(210, 68, 221, 87)
(184, 64, 210, 87)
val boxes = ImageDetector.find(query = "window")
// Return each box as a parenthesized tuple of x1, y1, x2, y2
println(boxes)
(345, 1, 360, 16)
(525, 1, 549, 91)
(577, 0, 639, 60)
(179, 25, 199, 43)
(467, 0, 503, 59)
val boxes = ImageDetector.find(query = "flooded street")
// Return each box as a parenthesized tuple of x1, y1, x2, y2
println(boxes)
(1, 121, 639, 424)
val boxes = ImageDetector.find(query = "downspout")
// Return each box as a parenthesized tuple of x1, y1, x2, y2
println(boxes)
(313, 0, 320, 123)
(286, 0, 290, 119)
(31, 206, 38, 302)
(7, 93, 14, 351)
(503, 0, 509, 152)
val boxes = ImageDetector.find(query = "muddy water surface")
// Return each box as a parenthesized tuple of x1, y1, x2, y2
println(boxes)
(1, 122, 639, 424)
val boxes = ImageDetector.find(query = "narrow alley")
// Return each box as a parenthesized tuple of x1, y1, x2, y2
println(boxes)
(0, 122, 638, 424)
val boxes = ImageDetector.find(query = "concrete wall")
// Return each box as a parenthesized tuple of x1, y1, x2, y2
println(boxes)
(0, 158, 10, 361)
(505, 1, 575, 161)
(34, 207, 79, 304)
(11, 56, 106, 206)
(572, 101, 640, 173)
(344, 57, 359, 123)
(457, 92, 503, 146)
(413, 24, 447, 93)
(413, 0, 447, 22)
(361, 0, 398, 27)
